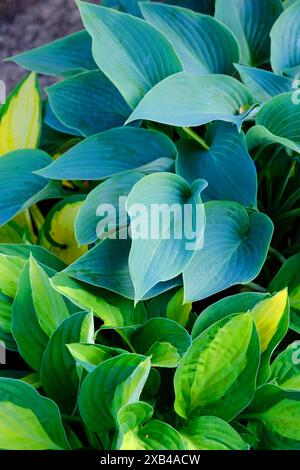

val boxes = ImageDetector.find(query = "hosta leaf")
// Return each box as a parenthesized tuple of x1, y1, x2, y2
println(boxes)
(166, 287, 192, 327)
(0, 254, 25, 298)
(127, 173, 207, 301)
(40, 311, 94, 411)
(8, 30, 96, 76)
(270, 0, 300, 78)
(37, 128, 177, 181)
(78, 353, 151, 433)
(102, 0, 146, 17)
(179, 416, 249, 450)
(47, 71, 131, 137)
(243, 384, 300, 450)
(126, 72, 255, 128)
(77, 1, 182, 108)
(75, 172, 143, 246)
(246, 93, 300, 154)
(116, 402, 184, 450)
(0, 379, 70, 450)
(67, 343, 126, 373)
(176, 121, 257, 207)
(0, 292, 13, 333)
(192, 292, 268, 339)
(0, 220, 25, 244)
(174, 313, 260, 421)
(44, 102, 82, 137)
(183, 201, 273, 302)
(0, 149, 52, 226)
(0, 73, 42, 157)
(235, 64, 294, 102)
(51, 274, 147, 327)
(270, 343, 300, 390)
(269, 254, 300, 332)
(162, 0, 214, 15)
(0, 243, 66, 272)
(29, 256, 70, 337)
(39, 197, 88, 265)
(141, 3, 239, 76)
(131, 318, 191, 367)
(215, 0, 283, 66)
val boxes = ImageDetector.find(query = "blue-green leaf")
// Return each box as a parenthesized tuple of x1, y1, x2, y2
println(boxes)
(126, 72, 256, 128)
(162, 0, 214, 14)
(44, 102, 82, 137)
(77, 1, 182, 107)
(37, 128, 177, 181)
(270, 0, 300, 78)
(176, 121, 257, 207)
(215, 0, 283, 66)
(127, 173, 207, 301)
(183, 201, 273, 302)
(102, 0, 146, 17)
(47, 71, 131, 137)
(141, 3, 239, 76)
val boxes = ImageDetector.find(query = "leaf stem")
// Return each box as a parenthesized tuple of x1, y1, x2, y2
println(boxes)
(268, 246, 286, 264)
(182, 127, 210, 151)
(61, 414, 81, 424)
(274, 160, 296, 209)
(246, 282, 267, 293)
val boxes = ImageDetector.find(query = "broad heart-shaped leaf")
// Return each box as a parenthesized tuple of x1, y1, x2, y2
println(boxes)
(29, 256, 70, 337)
(126, 72, 256, 128)
(269, 254, 300, 333)
(271, 0, 300, 78)
(0, 73, 41, 157)
(0, 254, 25, 298)
(40, 311, 94, 412)
(192, 292, 269, 339)
(7, 30, 96, 76)
(270, 343, 300, 391)
(78, 353, 151, 434)
(246, 93, 300, 154)
(176, 122, 257, 208)
(77, 1, 182, 108)
(47, 71, 132, 137)
(183, 201, 273, 302)
(0, 149, 52, 226)
(0, 379, 70, 450)
(127, 173, 207, 302)
(141, 3, 239, 76)
(67, 343, 127, 373)
(215, 0, 283, 67)
(179, 416, 249, 450)
(0, 243, 67, 272)
(235, 64, 294, 102)
(243, 384, 300, 450)
(44, 102, 82, 137)
(166, 287, 192, 327)
(102, 0, 146, 17)
(174, 313, 260, 421)
(131, 318, 192, 367)
(37, 128, 177, 181)
(162, 0, 214, 15)
(51, 274, 147, 327)
(116, 402, 184, 450)
(75, 173, 143, 246)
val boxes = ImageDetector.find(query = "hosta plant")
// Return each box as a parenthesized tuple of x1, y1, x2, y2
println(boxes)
(0, 0, 300, 451)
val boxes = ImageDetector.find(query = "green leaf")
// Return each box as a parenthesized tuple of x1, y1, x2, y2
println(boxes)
(235, 64, 294, 102)
(270, 0, 300, 78)
(270, 343, 300, 390)
(116, 402, 184, 450)
(183, 201, 273, 302)
(126, 72, 256, 128)
(215, 0, 283, 66)
(0, 243, 67, 271)
(77, 1, 182, 108)
(47, 71, 131, 137)
(40, 311, 94, 411)
(247, 93, 300, 154)
(269, 254, 300, 332)
(7, 30, 96, 76)
(0, 150, 52, 226)
(176, 121, 257, 207)
(179, 416, 249, 450)
(131, 318, 192, 367)
(78, 353, 151, 433)
(63, 235, 182, 300)
(0, 254, 25, 298)
(75, 172, 143, 245)
(0, 292, 13, 333)
(127, 173, 207, 301)
(51, 274, 147, 327)
(174, 313, 260, 421)
(0, 378, 70, 450)
(67, 343, 126, 373)
(243, 384, 300, 450)
(141, 3, 239, 76)
(37, 128, 177, 181)
(166, 287, 192, 327)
